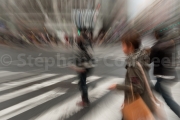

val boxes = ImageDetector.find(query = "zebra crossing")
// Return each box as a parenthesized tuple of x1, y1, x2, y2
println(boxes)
(0, 70, 125, 120)
(0, 70, 179, 120)
(35, 77, 123, 120)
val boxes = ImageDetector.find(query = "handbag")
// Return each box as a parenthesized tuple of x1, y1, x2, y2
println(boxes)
(122, 97, 155, 120)
(122, 67, 155, 120)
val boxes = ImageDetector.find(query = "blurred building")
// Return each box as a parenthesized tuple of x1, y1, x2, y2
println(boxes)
(0, 0, 128, 44)
(131, 0, 180, 35)
(99, 0, 128, 43)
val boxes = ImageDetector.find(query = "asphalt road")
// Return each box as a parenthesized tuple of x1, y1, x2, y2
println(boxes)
(0, 45, 179, 120)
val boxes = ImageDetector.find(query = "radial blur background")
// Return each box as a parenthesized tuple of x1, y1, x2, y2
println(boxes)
(0, 0, 179, 120)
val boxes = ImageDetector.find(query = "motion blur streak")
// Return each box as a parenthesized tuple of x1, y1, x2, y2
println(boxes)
(0, 0, 179, 120)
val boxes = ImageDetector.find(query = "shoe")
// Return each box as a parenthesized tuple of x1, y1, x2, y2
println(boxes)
(76, 101, 90, 107)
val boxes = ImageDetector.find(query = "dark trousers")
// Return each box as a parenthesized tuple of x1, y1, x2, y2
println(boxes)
(78, 68, 91, 103)
(155, 77, 180, 118)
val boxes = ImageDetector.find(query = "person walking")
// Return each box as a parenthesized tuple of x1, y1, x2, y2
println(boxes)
(70, 33, 94, 107)
(150, 28, 180, 118)
(109, 30, 166, 120)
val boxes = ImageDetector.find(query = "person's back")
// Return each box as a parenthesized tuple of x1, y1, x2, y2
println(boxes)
(151, 39, 177, 78)
(150, 28, 180, 118)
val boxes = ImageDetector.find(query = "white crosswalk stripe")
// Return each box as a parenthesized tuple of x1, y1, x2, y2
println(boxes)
(86, 76, 101, 83)
(34, 77, 124, 120)
(0, 88, 67, 120)
(0, 71, 125, 120)
(71, 76, 101, 84)
(0, 74, 56, 92)
(0, 75, 76, 103)
(71, 80, 79, 84)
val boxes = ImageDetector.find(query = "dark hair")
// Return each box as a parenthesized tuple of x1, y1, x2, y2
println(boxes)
(154, 28, 165, 39)
(121, 30, 141, 50)
(81, 33, 88, 39)
(153, 24, 167, 39)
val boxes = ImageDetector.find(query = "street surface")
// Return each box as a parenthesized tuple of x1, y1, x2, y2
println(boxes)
(0, 37, 179, 120)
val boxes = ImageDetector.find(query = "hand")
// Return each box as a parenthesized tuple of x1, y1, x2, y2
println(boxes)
(69, 65, 86, 73)
(69, 65, 75, 70)
(77, 69, 86, 73)
(171, 39, 175, 45)
(108, 84, 117, 90)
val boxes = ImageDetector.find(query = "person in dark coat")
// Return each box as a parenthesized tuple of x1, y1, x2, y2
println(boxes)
(150, 27, 180, 118)
(70, 33, 94, 107)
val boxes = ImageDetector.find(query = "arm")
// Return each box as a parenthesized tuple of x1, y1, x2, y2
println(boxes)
(116, 84, 131, 91)
(115, 77, 144, 95)
(110, 68, 144, 95)
(69, 65, 86, 73)
(156, 40, 174, 50)
(109, 84, 131, 91)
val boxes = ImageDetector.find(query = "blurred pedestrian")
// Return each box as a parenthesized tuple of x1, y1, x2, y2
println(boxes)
(150, 28, 180, 118)
(109, 30, 166, 120)
(70, 33, 94, 107)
